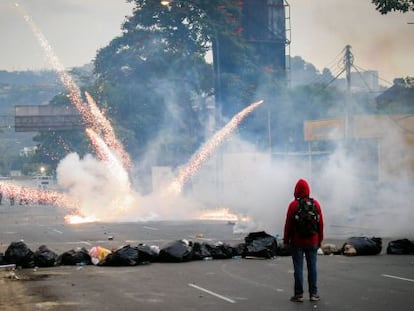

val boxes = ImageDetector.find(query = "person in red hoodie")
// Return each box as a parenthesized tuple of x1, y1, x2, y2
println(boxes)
(283, 178, 324, 302)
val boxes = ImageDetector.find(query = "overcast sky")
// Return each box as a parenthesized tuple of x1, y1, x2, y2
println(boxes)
(0, 0, 413, 83)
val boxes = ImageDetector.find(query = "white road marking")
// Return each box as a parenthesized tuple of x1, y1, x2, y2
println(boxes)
(188, 283, 236, 304)
(143, 226, 158, 231)
(191, 236, 214, 241)
(59, 241, 94, 246)
(382, 274, 414, 283)
(125, 239, 166, 244)
(52, 229, 63, 234)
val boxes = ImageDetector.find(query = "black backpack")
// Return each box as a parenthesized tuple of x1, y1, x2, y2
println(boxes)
(294, 198, 320, 237)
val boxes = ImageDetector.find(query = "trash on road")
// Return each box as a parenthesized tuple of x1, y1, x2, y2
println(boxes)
(386, 239, 414, 255)
(5, 241, 35, 268)
(57, 247, 92, 266)
(34, 245, 58, 267)
(89, 246, 112, 265)
(341, 237, 382, 256)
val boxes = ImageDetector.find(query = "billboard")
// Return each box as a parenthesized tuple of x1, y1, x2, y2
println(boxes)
(304, 119, 345, 141)
(15, 105, 83, 132)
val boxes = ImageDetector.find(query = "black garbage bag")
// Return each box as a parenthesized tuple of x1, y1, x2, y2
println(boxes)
(244, 231, 278, 258)
(137, 243, 158, 263)
(386, 239, 414, 255)
(100, 245, 139, 266)
(5, 241, 35, 268)
(205, 242, 234, 259)
(342, 237, 382, 256)
(191, 242, 212, 260)
(158, 240, 193, 262)
(0, 253, 7, 265)
(276, 242, 292, 257)
(57, 247, 92, 265)
(34, 245, 58, 267)
(232, 243, 246, 257)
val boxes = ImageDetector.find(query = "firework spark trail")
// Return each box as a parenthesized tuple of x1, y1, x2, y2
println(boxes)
(0, 181, 79, 211)
(85, 92, 132, 169)
(16, 3, 90, 120)
(15, 3, 131, 170)
(166, 99, 264, 195)
(85, 128, 131, 190)
(86, 129, 109, 162)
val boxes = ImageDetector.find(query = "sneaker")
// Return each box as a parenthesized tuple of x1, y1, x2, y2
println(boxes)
(290, 295, 304, 302)
(310, 295, 320, 301)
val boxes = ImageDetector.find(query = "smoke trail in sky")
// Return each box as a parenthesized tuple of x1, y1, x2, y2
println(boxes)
(166, 100, 264, 195)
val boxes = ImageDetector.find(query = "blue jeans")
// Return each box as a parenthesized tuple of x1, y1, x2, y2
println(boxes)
(291, 245, 318, 296)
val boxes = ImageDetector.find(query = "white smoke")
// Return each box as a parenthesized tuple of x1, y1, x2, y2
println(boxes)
(56, 152, 140, 221)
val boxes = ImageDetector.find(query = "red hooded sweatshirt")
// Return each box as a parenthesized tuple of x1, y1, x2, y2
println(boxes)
(283, 179, 324, 247)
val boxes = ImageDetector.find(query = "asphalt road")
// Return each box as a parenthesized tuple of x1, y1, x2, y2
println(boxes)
(1, 204, 413, 311)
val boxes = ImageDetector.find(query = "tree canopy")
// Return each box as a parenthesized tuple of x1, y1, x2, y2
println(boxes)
(372, 0, 414, 14)
(27, 1, 360, 175)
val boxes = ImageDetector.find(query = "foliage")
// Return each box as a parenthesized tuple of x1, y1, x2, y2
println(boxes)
(372, 0, 414, 14)
(375, 77, 414, 113)
(290, 56, 335, 87)
(92, 0, 245, 165)
(0, 71, 64, 175)
(5, 1, 397, 175)
(30, 94, 90, 171)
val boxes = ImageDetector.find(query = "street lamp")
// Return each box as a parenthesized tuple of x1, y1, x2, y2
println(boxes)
(160, 0, 171, 6)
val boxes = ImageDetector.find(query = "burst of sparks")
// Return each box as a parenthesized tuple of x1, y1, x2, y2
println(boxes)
(85, 128, 131, 190)
(16, 4, 131, 172)
(64, 214, 98, 224)
(0, 181, 79, 211)
(12, 4, 137, 223)
(198, 207, 238, 221)
(85, 92, 132, 169)
(16, 4, 90, 119)
(166, 99, 264, 195)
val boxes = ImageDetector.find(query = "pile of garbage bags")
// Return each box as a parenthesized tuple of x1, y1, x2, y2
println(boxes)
(339, 237, 414, 256)
(1, 233, 413, 269)
(0, 231, 278, 268)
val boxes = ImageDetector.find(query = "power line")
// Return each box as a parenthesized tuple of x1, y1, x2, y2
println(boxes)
(351, 65, 374, 93)
(305, 47, 346, 85)
(352, 64, 393, 86)
(385, 114, 414, 136)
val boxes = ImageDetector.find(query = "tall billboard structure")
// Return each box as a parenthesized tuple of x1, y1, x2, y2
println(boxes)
(242, 0, 286, 77)
(213, 0, 288, 117)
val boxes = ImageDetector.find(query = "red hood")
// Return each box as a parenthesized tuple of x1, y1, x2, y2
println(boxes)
(294, 179, 310, 199)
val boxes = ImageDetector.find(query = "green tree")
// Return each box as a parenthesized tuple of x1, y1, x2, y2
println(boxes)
(375, 77, 414, 113)
(30, 94, 90, 171)
(372, 0, 414, 14)
(92, 0, 245, 165)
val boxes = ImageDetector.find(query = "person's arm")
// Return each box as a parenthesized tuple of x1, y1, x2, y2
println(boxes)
(315, 200, 324, 246)
(283, 202, 294, 246)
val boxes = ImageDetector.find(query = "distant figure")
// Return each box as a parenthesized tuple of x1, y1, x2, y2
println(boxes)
(9, 194, 15, 206)
(283, 178, 324, 302)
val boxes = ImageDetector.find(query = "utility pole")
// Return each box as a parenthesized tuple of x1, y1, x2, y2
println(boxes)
(344, 45, 354, 140)
(345, 45, 353, 92)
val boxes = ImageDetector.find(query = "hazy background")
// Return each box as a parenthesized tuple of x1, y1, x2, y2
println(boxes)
(1, 0, 413, 239)
(0, 0, 413, 82)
